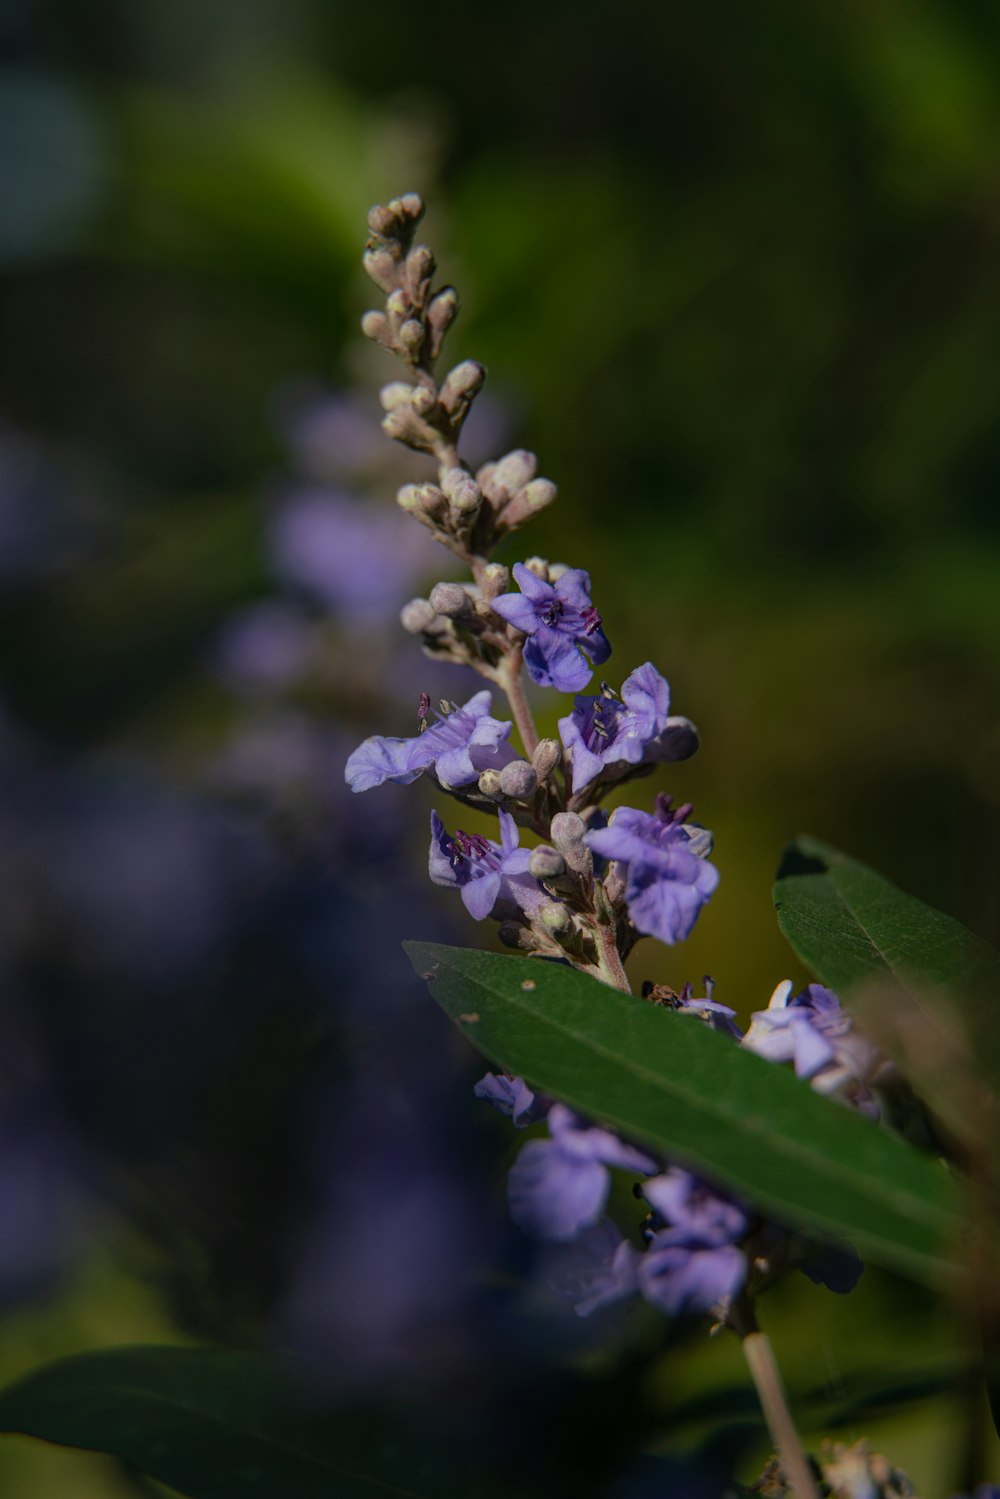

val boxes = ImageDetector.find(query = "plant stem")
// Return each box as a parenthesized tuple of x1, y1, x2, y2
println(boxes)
(741, 1325, 819, 1499)
(500, 650, 540, 760)
(593, 921, 631, 992)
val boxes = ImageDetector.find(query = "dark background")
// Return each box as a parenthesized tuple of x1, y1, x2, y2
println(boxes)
(0, 1, 998, 1492)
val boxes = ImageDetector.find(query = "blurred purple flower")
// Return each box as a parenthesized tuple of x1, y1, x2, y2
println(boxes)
(210, 602, 315, 694)
(346, 689, 514, 793)
(269, 488, 437, 622)
(636, 1168, 749, 1316)
(585, 796, 719, 945)
(429, 808, 545, 922)
(492, 563, 611, 691)
(558, 663, 698, 793)
(507, 1103, 656, 1241)
(474, 1072, 548, 1128)
(545, 1218, 641, 1317)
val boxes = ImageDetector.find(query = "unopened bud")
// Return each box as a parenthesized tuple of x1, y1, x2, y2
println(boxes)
(427, 285, 459, 332)
(366, 203, 396, 236)
(450, 479, 482, 517)
(429, 582, 472, 618)
(439, 360, 486, 413)
(551, 811, 592, 876)
(397, 482, 446, 520)
(529, 845, 565, 879)
(400, 598, 437, 634)
(386, 288, 409, 319)
(498, 923, 535, 950)
(398, 318, 425, 353)
(540, 902, 574, 936)
(524, 556, 549, 580)
(406, 244, 435, 283)
(491, 448, 537, 499)
(501, 477, 557, 531)
(477, 769, 503, 800)
(481, 563, 510, 601)
(410, 384, 436, 416)
(397, 191, 424, 223)
(383, 409, 431, 447)
(499, 761, 537, 799)
(363, 247, 398, 293)
(380, 382, 414, 411)
(531, 738, 561, 781)
(360, 310, 388, 343)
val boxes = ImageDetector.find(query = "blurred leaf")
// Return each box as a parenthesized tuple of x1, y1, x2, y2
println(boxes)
(774, 835, 1000, 1127)
(0, 1346, 471, 1499)
(405, 942, 962, 1283)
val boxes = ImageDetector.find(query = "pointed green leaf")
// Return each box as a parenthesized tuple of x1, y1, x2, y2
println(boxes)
(406, 941, 963, 1284)
(0, 1346, 458, 1499)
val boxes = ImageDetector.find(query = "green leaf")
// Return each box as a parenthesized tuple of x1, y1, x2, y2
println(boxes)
(406, 941, 963, 1285)
(774, 834, 1000, 1001)
(774, 835, 1000, 1133)
(0, 1346, 459, 1499)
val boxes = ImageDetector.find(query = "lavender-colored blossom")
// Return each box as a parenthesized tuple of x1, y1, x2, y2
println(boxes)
(507, 1103, 656, 1241)
(269, 489, 437, 622)
(669, 979, 744, 1040)
(742, 981, 880, 1113)
(558, 663, 698, 793)
(429, 808, 546, 921)
(491, 563, 611, 691)
(545, 1218, 642, 1317)
(346, 689, 514, 792)
(584, 796, 719, 945)
(473, 1072, 548, 1128)
(642, 1168, 749, 1244)
(637, 1229, 748, 1316)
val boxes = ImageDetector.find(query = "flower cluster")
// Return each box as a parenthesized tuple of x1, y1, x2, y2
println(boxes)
(475, 968, 872, 1322)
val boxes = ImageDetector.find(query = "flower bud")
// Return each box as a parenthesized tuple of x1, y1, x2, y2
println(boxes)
(427, 285, 459, 332)
(367, 203, 397, 236)
(409, 384, 437, 416)
(406, 244, 435, 283)
(500, 477, 557, 531)
(499, 760, 537, 799)
(397, 191, 424, 223)
(386, 288, 409, 319)
(398, 318, 425, 354)
(363, 247, 398, 293)
(529, 845, 565, 879)
(540, 902, 574, 936)
(551, 811, 592, 876)
(491, 448, 537, 499)
(439, 360, 486, 414)
(383, 409, 432, 448)
(397, 482, 446, 521)
(380, 382, 414, 411)
(480, 563, 510, 601)
(360, 310, 388, 343)
(400, 598, 437, 634)
(498, 923, 535, 950)
(478, 769, 504, 800)
(531, 738, 561, 781)
(429, 582, 472, 618)
(523, 556, 549, 580)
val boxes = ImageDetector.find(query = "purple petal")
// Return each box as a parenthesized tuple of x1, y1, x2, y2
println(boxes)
(550, 567, 593, 607)
(473, 1072, 544, 1128)
(620, 662, 670, 720)
(508, 1139, 610, 1240)
(547, 1105, 657, 1175)
(510, 561, 553, 602)
(638, 1235, 748, 1316)
(491, 591, 542, 636)
(545, 1219, 641, 1318)
(345, 735, 420, 792)
(461, 870, 502, 921)
(524, 630, 594, 691)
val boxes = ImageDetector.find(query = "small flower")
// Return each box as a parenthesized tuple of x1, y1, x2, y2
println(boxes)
(345, 690, 514, 792)
(545, 1218, 641, 1317)
(428, 808, 546, 921)
(473, 1072, 548, 1128)
(742, 981, 881, 1114)
(558, 663, 698, 793)
(491, 563, 611, 691)
(669, 978, 743, 1040)
(507, 1103, 657, 1241)
(637, 1168, 749, 1316)
(584, 795, 719, 945)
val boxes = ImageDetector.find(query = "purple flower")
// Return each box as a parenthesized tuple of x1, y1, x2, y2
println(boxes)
(558, 663, 699, 793)
(637, 1230, 747, 1316)
(742, 982, 880, 1114)
(584, 796, 719, 945)
(507, 1103, 657, 1240)
(637, 1168, 749, 1315)
(473, 1072, 548, 1128)
(545, 1218, 641, 1317)
(346, 690, 514, 792)
(429, 808, 546, 921)
(491, 563, 611, 692)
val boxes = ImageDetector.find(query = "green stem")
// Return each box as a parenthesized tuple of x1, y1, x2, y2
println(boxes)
(741, 1326, 819, 1499)
(594, 919, 631, 993)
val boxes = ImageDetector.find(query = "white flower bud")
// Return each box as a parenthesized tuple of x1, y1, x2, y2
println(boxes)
(380, 382, 414, 411)
(491, 448, 537, 498)
(531, 738, 561, 781)
(397, 191, 424, 222)
(481, 563, 510, 601)
(540, 902, 574, 935)
(439, 360, 486, 414)
(360, 310, 388, 342)
(363, 247, 398, 293)
(551, 811, 592, 875)
(429, 582, 471, 618)
(398, 318, 425, 353)
(400, 598, 437, 634)
(386, 288, 409, 318)
(529, 845, 565, 879)
(499, 761, 537, 799)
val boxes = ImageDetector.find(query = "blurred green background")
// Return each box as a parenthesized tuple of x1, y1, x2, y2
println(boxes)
(1, 1, 1000, 1492)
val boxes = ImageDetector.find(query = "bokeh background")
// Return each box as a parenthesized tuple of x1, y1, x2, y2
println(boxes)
(1, 1, 999, 1493)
